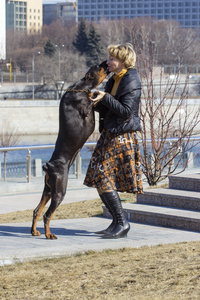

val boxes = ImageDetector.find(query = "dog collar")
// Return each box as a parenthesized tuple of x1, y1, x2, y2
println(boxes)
(66, 88, 91, 94)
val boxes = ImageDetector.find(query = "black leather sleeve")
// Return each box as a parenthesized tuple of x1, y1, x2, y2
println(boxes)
(101, 83, 141, 120)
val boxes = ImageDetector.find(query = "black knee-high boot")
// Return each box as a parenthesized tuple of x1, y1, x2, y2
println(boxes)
(95, 193, 117, 235)
(101, 191, 130, 239)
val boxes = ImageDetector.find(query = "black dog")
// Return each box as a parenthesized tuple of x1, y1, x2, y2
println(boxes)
(31, 61, 109, 239)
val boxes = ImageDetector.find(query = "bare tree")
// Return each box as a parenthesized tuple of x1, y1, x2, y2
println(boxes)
(132, 20, 200, 186)
(0, 120, 21, 181)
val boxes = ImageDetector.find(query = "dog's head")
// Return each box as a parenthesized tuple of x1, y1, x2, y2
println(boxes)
(84, 61, 110, 89)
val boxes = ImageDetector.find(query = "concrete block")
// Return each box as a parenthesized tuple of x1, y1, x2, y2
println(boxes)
(137, 188, 200, 211)
(35, 158, 42, 177)
(169, 173, 200, 192)
(103, 203, 200, 232)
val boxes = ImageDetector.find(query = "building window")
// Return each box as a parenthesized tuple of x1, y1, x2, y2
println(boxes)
(131, 4, 136, 8)
(111, 10, 116, 15)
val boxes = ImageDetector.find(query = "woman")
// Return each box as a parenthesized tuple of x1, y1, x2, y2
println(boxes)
(84, 43, 143, 239)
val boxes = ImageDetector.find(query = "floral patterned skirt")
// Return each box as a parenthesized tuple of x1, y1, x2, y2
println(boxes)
(84, 130, 143, 193)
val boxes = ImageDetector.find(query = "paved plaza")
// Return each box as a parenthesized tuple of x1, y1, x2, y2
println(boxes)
(0, 175, 200, 266)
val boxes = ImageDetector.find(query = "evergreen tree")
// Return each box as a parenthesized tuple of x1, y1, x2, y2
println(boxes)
(44, 39, 56, 57)
(86, 23, 104, 67)
(73, 18, 88, 55)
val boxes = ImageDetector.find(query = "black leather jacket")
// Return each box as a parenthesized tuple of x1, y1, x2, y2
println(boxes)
(95, 68, 142, 134)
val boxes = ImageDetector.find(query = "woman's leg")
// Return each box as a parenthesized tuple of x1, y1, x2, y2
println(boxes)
(97, 188, 130, 239)
(95, 188, 117, 235)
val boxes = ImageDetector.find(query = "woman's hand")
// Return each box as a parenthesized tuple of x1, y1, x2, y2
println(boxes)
(89, 90, 106, 103)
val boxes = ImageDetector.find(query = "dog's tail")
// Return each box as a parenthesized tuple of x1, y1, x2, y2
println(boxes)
(43, 163, 53, 188)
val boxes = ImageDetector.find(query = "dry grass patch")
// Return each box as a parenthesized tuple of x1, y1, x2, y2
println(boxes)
(0, 193, 136, 224)
(1, 242, 200, 299)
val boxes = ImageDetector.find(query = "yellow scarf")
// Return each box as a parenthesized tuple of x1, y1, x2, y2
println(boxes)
(111, 69, 127, 96)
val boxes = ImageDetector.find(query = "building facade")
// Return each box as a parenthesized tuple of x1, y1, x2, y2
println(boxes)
(0, 0, 6, 59)
(43, 1, 77, 25)
(6, 0, 43, 34)
(27, 0, 43, 34)
(78, 0, 200, 28)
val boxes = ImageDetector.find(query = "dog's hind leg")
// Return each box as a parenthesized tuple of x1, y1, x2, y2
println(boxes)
(43, 172, 68, 239)
(43, 194, 65, 240)
(31, 181, 51, 236)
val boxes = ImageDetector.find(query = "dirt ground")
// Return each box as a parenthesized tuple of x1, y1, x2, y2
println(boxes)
(1, 193, 200, 300)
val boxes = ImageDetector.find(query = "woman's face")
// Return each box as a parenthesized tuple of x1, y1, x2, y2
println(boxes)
(107, 56, 125, 74)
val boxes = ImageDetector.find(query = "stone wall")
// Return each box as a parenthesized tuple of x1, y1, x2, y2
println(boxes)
(0, 100, 100, 145)
(0, 98, 199, 146)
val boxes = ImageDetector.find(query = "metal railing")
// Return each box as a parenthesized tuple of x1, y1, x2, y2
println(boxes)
(0, 142, 96, 182)
(0, 137, 200, 183)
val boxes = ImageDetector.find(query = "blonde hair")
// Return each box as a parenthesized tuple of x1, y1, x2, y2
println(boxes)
(107, 43, 136, 68)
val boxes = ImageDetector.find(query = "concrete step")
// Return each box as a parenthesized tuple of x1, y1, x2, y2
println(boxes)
(137, 188, 200, 211)
(169, 173, 200, 192)
(103, 203, 200, 232)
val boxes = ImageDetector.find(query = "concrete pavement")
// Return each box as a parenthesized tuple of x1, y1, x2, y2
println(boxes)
(0, 175, 200, 266)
